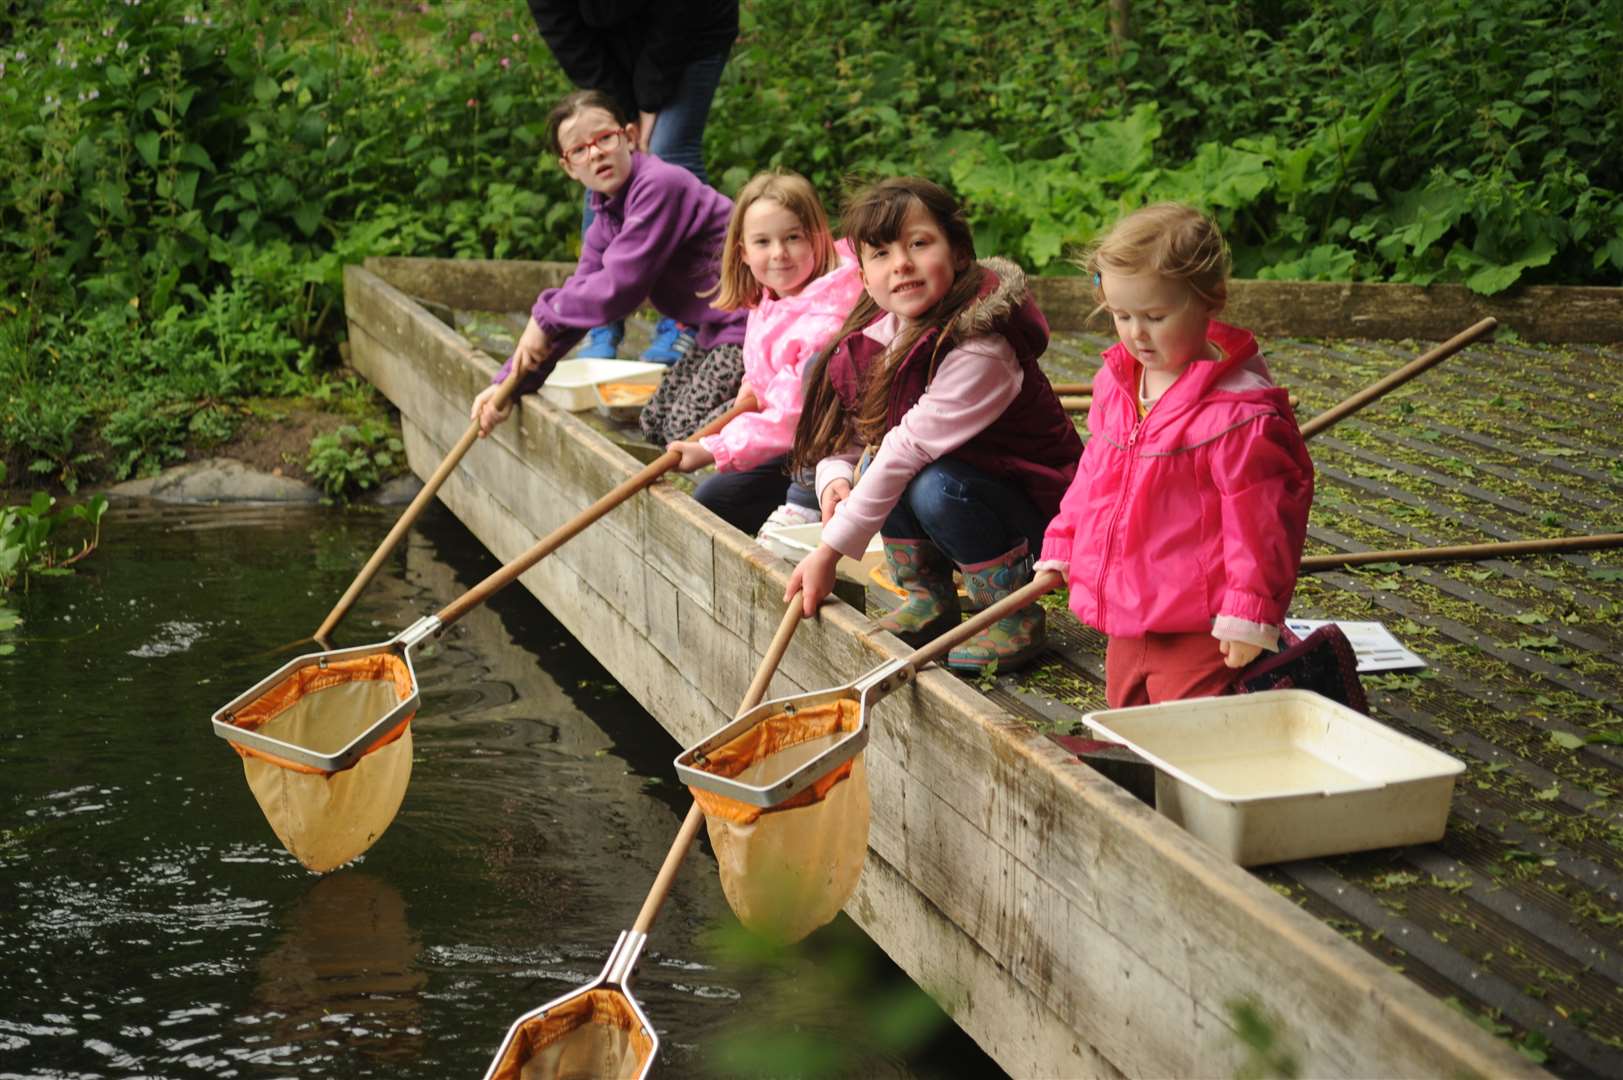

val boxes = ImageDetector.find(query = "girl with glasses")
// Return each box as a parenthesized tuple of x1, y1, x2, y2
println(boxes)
(471, 89, 746, 441)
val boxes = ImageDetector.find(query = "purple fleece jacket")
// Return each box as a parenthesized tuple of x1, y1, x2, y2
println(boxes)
(493, 152, 748, 394)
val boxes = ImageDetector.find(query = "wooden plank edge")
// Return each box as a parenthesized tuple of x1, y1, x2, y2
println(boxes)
(345, 266, 1541, 1079)
(356, 256, 1623, 343)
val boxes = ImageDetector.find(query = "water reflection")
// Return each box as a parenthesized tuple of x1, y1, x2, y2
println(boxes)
(250, 871, 427, 1065)
(0, 501, 995, 1078)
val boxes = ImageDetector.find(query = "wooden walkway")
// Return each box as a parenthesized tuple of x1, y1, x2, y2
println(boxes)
(351, 256, 1620, 1077)
(1010, 328, 1623, 1079)
(449, 310, 1623, 1077)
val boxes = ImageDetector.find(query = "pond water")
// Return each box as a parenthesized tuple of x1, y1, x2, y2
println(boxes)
(0, 502, 998, 1079)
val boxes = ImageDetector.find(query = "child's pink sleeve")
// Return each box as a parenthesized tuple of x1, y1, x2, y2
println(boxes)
(821, 336, 1021, 558)
(699, 260, 863, 473)
(1209, 413, 1314, 629)
(1036, 450, 1092, 572)
(700, 319, 821, 472)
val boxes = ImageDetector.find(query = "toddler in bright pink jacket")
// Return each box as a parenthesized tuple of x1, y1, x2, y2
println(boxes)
(1035, 204, 1313, 708)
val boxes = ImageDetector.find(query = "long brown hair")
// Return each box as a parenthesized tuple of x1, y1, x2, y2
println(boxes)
(790, 177, 984, 472)
(709, 170, 840, 311)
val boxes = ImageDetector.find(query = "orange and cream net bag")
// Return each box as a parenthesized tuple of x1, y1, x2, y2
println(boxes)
(487, 984, 655, 1080)
(686, 699, 870, 944)
(225, 653, 415, 873)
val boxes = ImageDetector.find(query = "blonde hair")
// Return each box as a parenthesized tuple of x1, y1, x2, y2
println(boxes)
(711, 171, 840, 311)
(1084, 203, 1230, 310)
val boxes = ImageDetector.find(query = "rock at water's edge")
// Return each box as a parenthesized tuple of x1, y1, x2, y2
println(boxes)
(109, 458, 322, 504)
(367, 472, 425, 507)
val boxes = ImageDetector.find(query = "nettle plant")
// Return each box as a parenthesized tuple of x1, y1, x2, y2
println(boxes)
(0, 463, 110, 598)
(716, 0, 1621, 291)
(2, 0, 568, 344)
(1, 0, 570, 487)
(305, 418, 403, 500)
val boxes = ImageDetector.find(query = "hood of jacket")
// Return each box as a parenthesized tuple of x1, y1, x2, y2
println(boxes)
(1094, 320, 1291, 445)
(941, 256, 1048, 362)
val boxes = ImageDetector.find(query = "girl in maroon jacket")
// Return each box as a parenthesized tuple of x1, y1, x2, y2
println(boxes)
(786, 178, 1081, 672)
(1035, 204, 1314, 707)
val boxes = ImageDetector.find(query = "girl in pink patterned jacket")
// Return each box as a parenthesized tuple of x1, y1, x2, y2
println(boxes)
(667, 171, 863, 534)
(1035, 204, 1314, 707)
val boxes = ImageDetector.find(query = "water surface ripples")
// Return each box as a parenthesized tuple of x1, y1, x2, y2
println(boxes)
(0, 503, 990, 1078)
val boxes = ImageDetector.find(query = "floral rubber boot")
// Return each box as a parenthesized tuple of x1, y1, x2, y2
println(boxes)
(946, 541, 1046, 673)
(875, 536, 960, 648)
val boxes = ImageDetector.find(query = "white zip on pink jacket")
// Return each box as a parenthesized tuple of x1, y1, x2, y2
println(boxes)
(698, 241, 864, 473)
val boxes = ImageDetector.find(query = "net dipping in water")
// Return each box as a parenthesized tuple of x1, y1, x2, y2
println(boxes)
(686, 698, 871, 944)
(218, 646, 420, 873)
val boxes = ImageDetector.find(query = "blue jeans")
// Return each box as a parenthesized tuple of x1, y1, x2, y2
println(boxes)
(583, 48, 730, 231)
(694, 456, 814, 535)
(881, 457, 1047, 566)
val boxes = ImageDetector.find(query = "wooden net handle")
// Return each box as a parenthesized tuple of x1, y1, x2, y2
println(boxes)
(1302, 533, 1623, 573)
(633, 598, 804, 935)
(1299, 317, 1497, 439)
(314, 359, 523, 642)
(432, 400, 751, 630)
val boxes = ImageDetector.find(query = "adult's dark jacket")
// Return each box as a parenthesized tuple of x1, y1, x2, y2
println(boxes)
(527, 0, 739, 116)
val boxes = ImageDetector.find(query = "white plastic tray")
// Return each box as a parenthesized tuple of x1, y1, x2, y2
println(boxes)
(758, 522, 884, 583)
(1082, 689, 1465, 866)
(540, 359, 665, 412)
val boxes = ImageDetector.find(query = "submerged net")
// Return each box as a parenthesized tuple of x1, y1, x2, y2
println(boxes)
(488, 987, 655, 1080)
(228, 654, 415, 873)
(688, 699, 870, 944)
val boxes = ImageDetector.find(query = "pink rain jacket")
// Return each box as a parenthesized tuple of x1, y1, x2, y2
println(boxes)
(1038, 321, 1313, 640)
(698, 242, 864, 473)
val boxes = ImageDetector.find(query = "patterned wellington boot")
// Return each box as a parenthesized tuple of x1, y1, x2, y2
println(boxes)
(875, 536, 960, 648)
(946, 541, 1046, 673)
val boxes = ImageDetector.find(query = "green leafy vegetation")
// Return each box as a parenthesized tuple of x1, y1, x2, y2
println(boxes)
(0, 485, 109, 596)
(1228, 998, 1300, 1079)
(304, 418, 403, 499)
(3, 1, 1618, 487)
(703, 917, 952, 1078)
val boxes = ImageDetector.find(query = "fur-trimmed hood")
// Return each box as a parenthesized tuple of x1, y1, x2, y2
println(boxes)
(822, 253, 1079, 519)
(952, 256, 1031, 338)
(946, 257, 1048, 363)
(854, 256, 1049, 367)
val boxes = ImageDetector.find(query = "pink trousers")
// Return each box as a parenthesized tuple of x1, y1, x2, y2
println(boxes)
(1105, 631, 1236, 709)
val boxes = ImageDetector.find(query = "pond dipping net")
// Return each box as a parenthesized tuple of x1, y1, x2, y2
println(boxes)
(225, 654, 415, 873)
(686, 698, 870, 944)
(487, 986, 655, 1080)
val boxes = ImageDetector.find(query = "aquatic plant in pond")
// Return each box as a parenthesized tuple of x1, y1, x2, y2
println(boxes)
(0, 475, 108, 595)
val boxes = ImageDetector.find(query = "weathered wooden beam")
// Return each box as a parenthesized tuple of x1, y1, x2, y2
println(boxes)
(361, 257, 1623, 343)
(345, 261, 1539, 1080)
(1027, 274, 1622, 343)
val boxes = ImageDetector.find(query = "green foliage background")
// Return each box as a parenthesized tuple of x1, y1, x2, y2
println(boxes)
(2, 0, 1619, 487)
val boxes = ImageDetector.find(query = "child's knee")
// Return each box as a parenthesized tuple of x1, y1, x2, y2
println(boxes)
(903, 461, 970, 527)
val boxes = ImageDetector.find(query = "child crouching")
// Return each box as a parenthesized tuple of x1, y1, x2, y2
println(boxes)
(788, 178, 1082, 672)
